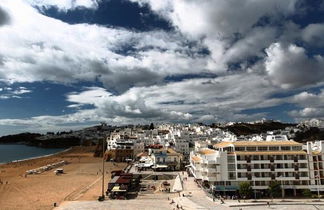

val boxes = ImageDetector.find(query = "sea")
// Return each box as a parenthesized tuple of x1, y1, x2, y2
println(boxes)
(0, 144, 67, 164)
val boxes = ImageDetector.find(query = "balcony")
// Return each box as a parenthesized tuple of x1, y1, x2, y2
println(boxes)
(237, 160, 247, 164)
(275, 160, 294, 163)
(237, 177, 248, 181)
(275, 168, 295, 172)
(277, 177, 296, 181)
(250, 160, 271, 164)
(252, 177, 272, 181)
(251, 168, 271, 172)
(237, 168, 247, 172)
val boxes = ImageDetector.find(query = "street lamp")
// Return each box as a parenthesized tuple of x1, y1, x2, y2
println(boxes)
(279, 175, 284, 199)
(253, 179, 257, 200)
(99, 138, 106, 201)
(315, 174, 320, 200)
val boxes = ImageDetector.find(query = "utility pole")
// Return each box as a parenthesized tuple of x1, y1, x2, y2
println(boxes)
(99, 138, 106, 201)
(253, 180, 257, 200)
(279, 175, 284, 199)
(102, 138, 105, 197)
(316, 175, 320, 200)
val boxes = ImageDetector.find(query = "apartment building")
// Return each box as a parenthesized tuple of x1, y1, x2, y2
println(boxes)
(106, 134, 144, 162)
(151, 148, 183, 171)
(306, 141, 324, 190)
(190, 140, 324, 196)
(174, 137, 190, 156)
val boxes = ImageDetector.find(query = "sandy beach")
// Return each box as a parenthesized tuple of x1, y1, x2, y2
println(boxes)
(0, 146, 126, 210)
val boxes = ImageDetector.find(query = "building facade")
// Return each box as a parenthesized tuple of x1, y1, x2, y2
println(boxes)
(190, 140, 324, 196)
(151, 148, 183, 171)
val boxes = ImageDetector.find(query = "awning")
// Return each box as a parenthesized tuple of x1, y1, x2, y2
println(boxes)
(214, 185, 238, 191)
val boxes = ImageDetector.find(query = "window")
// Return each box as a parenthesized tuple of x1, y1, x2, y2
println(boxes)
(247, 147, 257, 151)
(281, 146, 291, 151)
(276, 155, 283, 160)
(269, 146, 279, 151)
(258, 147, 268, 151)
(229, 172, 236, 180)
(235, 147, 245, 151)
(253, 155, 260, 160)
(299, 163, 307, 168)
(228, 164, 236, 171)
(301, 172, 308, 177)
(299, 155, 306, 160)
(292, 146, 302, 151)
(224, 147, 233, 152)
(228, 156, 235, 161)
(253, 164, 260, 169)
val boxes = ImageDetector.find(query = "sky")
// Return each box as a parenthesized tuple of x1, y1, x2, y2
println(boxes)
(0, 0, 324, 135)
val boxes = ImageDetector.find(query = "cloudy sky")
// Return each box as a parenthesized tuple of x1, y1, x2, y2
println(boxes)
(0, 0, 324, 135)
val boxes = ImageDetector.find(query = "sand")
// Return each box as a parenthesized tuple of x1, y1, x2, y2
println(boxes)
(0, 146, 126, 210)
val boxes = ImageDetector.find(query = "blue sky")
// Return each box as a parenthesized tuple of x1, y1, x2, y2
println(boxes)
(0, 0, 324, 135)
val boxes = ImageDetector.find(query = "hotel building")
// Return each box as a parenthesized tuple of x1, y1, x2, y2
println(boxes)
(190, 140, 324, 196)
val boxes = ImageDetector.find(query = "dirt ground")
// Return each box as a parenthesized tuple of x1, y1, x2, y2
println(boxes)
(0, 146, 126, 210)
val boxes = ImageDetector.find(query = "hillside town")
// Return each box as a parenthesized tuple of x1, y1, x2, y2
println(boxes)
(103, 119, 324, 201)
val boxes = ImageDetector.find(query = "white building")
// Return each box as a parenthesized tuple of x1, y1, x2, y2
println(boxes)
(190, 140, 323, 196)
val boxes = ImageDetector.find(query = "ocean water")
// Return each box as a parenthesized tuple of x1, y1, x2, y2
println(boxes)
(0, 144, 66, 164)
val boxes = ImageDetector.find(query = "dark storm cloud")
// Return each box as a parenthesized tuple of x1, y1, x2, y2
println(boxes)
(0, 7, 10, 26)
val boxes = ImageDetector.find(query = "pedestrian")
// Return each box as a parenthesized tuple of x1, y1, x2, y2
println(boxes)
(267, 201, 270, 207)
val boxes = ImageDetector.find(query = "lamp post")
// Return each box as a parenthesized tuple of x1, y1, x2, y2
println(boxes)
(99, 138, 106, 201)
(316, 174, 320, 200)
(223, 180, 226, 197)
(253, 180, 257, 200)
(279, 175, 284, 199)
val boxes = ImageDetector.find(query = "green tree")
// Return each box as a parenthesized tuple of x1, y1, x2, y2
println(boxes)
(268, 181, 281, 198)
(239, 182, 253, 199)
(302, 189, 312, 197)
(149, 123, 155, 130)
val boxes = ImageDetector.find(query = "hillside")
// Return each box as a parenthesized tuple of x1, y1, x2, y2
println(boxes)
(0, 132, 80, 148)
(294, 127, 324, 143)
(213, 122, 296, 136)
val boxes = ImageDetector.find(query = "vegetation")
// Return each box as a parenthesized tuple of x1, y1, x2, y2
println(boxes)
(0, 132, 42, 143)
(212, 122, 296, 136)
(94, 139, 107, 157)
(239, 182, 253, 199)
(0, 132, 80, 148)
(149, 122, 155, 130)
(294, 127, 324, 143)
(268, 181, 281, 198)
(302, 189, 312, 197)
